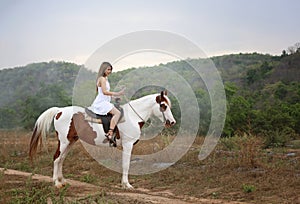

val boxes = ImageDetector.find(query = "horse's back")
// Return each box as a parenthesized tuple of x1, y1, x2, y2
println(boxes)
(53, 106, 84, 133)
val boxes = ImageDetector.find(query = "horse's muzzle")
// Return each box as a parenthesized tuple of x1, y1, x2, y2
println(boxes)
(165, 119, 176, 128)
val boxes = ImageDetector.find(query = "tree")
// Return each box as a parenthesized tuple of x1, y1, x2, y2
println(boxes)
(286, 42, 300, 55)
(21, 84, 71, 129)
(281, 50, 288, 57)
(223, 83, 251, 137)
(0, 108, 18, 128)
(246, 69, 259, 85)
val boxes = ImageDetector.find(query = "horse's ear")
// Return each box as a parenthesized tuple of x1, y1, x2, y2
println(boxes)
(157, 90, 167, 103)
(156, 95, 161, 103)
(156, 91, 164, 103)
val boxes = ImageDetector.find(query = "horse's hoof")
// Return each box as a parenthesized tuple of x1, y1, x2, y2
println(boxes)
(122, 183, 134, 190)
(55, 180, 67, 189)
(62, 182, 68, 187)
(55, 183, 64, 189)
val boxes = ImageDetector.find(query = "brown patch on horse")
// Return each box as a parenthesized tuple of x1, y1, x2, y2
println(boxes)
(156, 91, 170, 106)
(53, 131, 61, 161)
(133, 122, 145, 146)
(138, 122, 145, 129)
(71, 113, 97, 145)
(55, 112, 62, 120)
(67, 117, 79, 144)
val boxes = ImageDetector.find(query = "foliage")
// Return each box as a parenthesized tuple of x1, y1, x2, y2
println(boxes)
(0, 61, 77, 129)
(242, 184, 256, 193)
(220, 134, 263, 167)
(80, 174, 96, 184)
(0, 108, 18, 129)
(0, 52, 299, 146)
(223, 83, 251, 137)
(10, 176, 69, 204)
(246, 61, 273, 85)
(21, 84, 72, 129)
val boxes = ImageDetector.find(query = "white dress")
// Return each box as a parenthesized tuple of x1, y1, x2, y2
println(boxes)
(89, 79, 114, 115)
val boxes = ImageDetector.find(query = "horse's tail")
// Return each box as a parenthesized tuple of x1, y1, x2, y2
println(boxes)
(29, 107, 61, 160)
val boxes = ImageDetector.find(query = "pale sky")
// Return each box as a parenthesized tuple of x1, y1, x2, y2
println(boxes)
(0, 0, 299, 70)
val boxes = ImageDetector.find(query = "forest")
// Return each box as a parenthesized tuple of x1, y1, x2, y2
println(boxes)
(0, 50, 299, 148)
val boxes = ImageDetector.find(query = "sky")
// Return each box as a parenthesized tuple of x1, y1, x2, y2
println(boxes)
(0, 0, 300, 70)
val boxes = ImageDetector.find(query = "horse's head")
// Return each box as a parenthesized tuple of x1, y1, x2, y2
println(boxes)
(154, 91, 176, 128)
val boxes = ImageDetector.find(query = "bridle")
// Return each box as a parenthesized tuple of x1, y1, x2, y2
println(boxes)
(128, 101, 168, 125)
(124, 95, 168, 126)
(159, 103, 168, 124)
(128, 102, 147, 123)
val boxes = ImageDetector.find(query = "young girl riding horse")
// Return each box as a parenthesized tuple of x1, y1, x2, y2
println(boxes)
(88, 62, 125, 143)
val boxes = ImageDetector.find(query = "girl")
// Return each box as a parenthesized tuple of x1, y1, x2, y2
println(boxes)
(89, 62, 125, 142)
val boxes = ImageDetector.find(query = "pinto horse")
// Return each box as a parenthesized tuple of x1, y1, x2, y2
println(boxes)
(29, 91, 176, 189)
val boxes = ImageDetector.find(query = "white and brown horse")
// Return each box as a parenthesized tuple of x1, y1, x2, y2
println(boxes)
(29, 91, 176, 189)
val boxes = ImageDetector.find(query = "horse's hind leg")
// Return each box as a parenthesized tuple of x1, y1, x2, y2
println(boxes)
(53, 131, 61, 185)
(53, 141, 70, 188)
(53, 132, 77, 188)
(58, 142, 74, 186)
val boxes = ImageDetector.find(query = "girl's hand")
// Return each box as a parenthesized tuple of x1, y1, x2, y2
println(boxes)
(117, 87, 126, 96)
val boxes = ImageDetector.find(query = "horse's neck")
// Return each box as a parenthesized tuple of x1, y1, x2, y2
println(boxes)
(125, 95, 156, 121)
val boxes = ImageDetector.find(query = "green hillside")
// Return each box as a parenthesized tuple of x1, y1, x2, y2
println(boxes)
(0, 61, 82, 128)
(0, 52, 299, 147)
(0, 61, 81, 106)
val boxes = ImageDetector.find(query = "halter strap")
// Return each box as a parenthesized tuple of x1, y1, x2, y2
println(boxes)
(161, 107, 167, 123)
(123, 94, 149, 125)
(128, 102, 146, 122)
(124, 95, 166, 126)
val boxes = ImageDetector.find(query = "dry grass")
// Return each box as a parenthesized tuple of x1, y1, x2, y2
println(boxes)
(0, 130, 300, 203)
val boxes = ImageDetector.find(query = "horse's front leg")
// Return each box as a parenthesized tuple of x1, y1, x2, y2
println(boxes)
(122, 141, 134, 189)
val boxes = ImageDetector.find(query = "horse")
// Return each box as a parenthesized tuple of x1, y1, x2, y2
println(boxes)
(29, 91, 176, 189)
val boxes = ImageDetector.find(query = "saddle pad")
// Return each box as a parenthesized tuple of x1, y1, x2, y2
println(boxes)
(85, 108, 112, 133)
(85, 108, 102, 119)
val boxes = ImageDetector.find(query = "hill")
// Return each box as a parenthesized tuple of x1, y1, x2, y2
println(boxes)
(0, 61, 81, 106)
(0, 61, 82, 128)
(0, 53, 299, 146)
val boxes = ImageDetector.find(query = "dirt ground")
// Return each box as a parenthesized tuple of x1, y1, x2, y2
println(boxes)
(0, 168, 247, 204)
(0, 130, 299, 203)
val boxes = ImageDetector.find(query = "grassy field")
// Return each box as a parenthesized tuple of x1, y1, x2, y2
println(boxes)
(0, 130, 299, 203)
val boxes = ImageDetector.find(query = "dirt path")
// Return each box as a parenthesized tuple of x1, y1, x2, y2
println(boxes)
(1, 168, 248, 204)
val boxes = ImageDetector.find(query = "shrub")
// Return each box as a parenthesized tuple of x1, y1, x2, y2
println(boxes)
(242, 184, 256, 193)
(263, 127, 295, 148)
(220, 133, 263, 168)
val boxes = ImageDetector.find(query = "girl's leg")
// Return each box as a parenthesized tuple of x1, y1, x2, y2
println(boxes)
(107, 107, 121, 137)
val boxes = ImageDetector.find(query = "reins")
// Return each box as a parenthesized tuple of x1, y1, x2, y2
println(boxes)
(122, 95, 166, 127)
(128, 102, 147, 123)
(122, 95, 149, 125)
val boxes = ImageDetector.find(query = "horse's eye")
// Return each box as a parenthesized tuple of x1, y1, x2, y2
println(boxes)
(160, 104, 167, 111)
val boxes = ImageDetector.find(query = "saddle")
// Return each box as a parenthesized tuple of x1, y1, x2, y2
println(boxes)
(84, 108, 112, 131)
(84, 105, 124, 143)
